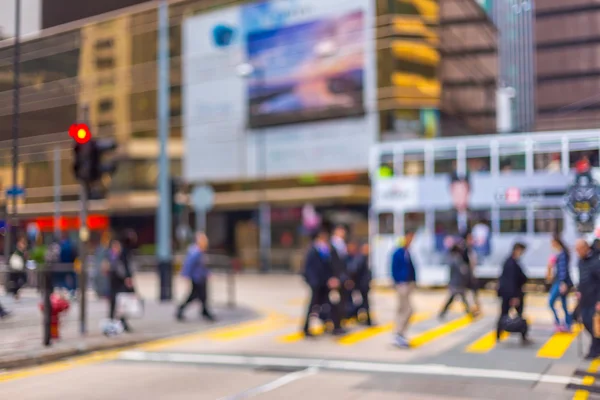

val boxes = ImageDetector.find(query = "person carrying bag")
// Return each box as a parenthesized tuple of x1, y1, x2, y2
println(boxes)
(105, 239, 137, 334)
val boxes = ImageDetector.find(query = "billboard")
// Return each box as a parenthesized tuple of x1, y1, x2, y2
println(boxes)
(182, 0, 377, 181)
(245, 8, 365, 128)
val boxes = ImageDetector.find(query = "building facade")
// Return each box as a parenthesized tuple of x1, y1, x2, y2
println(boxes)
(0, 0, 497, 267)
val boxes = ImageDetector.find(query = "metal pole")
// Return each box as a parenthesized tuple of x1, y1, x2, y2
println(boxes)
(78, 105, 90, 335)
(8, 0, 21, 254)
(54, 146, 61, 239)
(157, 0, 172, 301)
(257, 71, 270, 273)
(196, 209, 206, 233)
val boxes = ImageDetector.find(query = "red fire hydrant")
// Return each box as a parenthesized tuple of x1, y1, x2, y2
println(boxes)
(40, 294, 70, 339)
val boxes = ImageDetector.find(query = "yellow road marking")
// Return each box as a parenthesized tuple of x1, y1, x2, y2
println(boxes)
(573, 360, 600, 400)
(278, 324, 326, 343)
(410, 314, 476, 348)
(465, 331, 509, 353)
(537, 324, 583, 359)
(338, 312, 431, 346)
(204, 313, 292, 341)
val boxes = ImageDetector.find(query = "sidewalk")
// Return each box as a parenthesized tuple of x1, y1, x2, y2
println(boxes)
(0, 273, 257, 370)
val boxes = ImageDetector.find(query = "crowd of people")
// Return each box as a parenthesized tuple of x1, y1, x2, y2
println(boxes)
(301, 222, 600, 359)
(301, 223, 373, 337)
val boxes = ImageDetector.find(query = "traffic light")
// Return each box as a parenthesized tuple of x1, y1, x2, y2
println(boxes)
(90, 138, 118, 183)
(73, 141, 94, 182)
(70, 123, 118, 185)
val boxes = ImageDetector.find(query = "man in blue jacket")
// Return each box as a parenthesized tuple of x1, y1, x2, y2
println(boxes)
(391, 230, 416, 348)
(176, 232, 215, 322)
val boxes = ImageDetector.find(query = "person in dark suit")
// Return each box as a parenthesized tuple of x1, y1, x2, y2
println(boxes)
(347, 241, 374, 325)
(574, 239, 600, 360)
(302, 227, 345, 337)
(496, 242, 529, 343)
(330, 224, 353, 321)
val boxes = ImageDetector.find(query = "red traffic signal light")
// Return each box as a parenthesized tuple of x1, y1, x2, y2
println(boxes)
(69, 123, 91, 144)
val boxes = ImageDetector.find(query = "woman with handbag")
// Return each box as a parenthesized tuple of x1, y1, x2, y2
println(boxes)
(7, 236, 28, 300)
(105, 239, 134, 333)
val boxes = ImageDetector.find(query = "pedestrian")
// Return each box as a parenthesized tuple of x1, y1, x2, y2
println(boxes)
(106, 239, 134, 332)
(301, 226, 344, 337)
(330, 224, 353, 319)
(58, 234, 77, 298)
(574, 239, 600, 360)
(462, 232, 481, 316)
(391, 230, 417, 348)
(548, 234, 573, 332)
(176, 232, 216, 322)
(93, 232, 111, 299)
(347, 241, 374, 325)
(439, 244, 471, 319)
(7, 236, 28, 300)
(496, 242, 530, 344)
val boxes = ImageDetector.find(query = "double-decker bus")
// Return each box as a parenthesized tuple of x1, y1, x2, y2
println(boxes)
(369, 129, 600, 286)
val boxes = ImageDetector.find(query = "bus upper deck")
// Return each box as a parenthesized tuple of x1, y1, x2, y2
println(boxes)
(369, 130, 600, 286)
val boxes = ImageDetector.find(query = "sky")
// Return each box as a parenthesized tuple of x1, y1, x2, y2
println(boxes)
(0, 0, 41, 39)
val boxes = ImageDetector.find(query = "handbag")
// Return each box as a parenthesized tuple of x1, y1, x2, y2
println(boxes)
(116, 293, 144, 319)
(500, 313, 528, 334)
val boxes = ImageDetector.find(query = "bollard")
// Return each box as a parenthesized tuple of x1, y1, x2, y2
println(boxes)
(227, 259, 239, 309)
(42, 267, 52, 346)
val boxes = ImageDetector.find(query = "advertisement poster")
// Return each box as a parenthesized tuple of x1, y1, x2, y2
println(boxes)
(182, 0, 377, 181)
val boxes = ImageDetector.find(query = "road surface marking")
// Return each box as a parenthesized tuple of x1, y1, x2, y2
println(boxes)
(465, 331, 509, 353)
(410, 314, 476, 348)
(277, 324, 326, 343)
(573, 359, 600, 400)
(205, 314, 292, 341)
(117, 350, 582, 385)
(217, 367, 318, 399)
(537, 323, 583, 359)
(338, 312, 430, 346)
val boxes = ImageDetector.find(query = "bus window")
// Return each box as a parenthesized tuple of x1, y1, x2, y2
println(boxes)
(569, 138, 599, 169)
(378, 213, 394, 234)
(378, 153, 394, 178)
(499, 143, 526, 173)
(434, 147, 456, 175)
(534, 207, 564, 233)
(533, 140, 562, 173)
(404, 150, 425, 176)
(466, 146, 491, 173)
(404, 212, 425, 232)
(499, 208, 527, 233)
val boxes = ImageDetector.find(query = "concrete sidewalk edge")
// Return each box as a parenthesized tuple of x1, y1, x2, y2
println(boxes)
(0, 307, 259, 372)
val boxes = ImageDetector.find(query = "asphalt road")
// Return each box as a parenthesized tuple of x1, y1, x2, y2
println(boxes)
(0, 274, 598, 399)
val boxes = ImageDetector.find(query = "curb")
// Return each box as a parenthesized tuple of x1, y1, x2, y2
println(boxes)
(0, 335, 153, 371)
(0, 308, 259, 371)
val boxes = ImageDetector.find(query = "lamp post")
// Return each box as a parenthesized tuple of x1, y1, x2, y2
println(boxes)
(7, 0, 21, 257)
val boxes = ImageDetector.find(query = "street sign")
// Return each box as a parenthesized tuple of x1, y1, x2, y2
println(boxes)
(5, 186, 25, 197)
(191, 185, 215, 211)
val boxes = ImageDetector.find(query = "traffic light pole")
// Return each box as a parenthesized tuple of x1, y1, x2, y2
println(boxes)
(78, 104, 90, 335)
(78, 182, 88, 335)
(157, 0, 172, 301)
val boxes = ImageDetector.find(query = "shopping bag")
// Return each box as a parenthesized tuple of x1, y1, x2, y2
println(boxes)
(116, 293, 144, 319)
(100, 319, 124, 337)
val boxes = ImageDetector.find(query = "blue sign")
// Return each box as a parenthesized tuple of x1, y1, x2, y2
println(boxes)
(5, 186, 25, 197)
